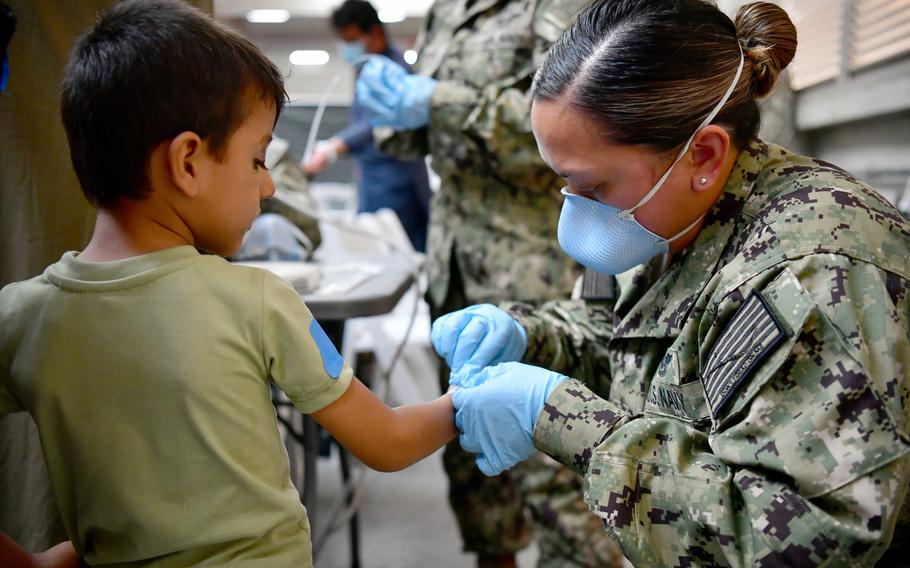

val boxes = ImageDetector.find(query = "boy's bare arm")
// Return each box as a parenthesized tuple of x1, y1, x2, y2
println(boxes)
(0, 532, 80, 568)
(311, 378, 456, 472)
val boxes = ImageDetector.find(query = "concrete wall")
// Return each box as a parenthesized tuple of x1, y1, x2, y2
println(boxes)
(805, 110, 910, 204)
(795, 57, 910, 205)
(718, 0, 910, 209)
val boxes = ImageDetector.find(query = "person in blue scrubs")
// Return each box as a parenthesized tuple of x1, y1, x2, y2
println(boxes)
(304, 0, 431, 252)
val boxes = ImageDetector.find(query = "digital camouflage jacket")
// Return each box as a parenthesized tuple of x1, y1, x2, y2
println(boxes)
(507, 140, 910, 566)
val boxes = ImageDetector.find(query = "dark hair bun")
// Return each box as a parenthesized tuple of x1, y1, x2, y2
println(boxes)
(735, 2, 798, 98)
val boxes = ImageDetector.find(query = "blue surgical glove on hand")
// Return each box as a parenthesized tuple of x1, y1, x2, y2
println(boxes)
(432, 304, 528, 379)
(355, 55, 437, 130)
(452, 362, 568, 476)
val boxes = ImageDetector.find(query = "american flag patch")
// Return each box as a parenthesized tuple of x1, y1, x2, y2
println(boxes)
(701, 291, 786, 418)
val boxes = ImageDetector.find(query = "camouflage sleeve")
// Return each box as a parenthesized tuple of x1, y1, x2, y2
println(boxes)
(377, 0, 584, 176)
(373, 126, 429, 162)
(534, 255, 910, 566)
(424, 79, 547, 183)
(501, 299, 614, 396)
(376, 0, 587, 170)
(375, 77, 545, 169)
(533, 379, 632, 475)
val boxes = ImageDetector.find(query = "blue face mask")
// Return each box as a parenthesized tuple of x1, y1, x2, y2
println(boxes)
(557, 47, 745, 275)
(338, 40, 366, 66)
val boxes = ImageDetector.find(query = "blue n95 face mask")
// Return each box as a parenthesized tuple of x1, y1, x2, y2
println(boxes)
(558, 188, 698, 274)
(557, 47, 745, 275)
(338, 41, 366, 66)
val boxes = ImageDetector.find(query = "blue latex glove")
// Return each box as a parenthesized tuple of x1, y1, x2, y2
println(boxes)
(452, 362, 568, 476)
(355, 55, 437, 130)
(431, 304, 528, 378)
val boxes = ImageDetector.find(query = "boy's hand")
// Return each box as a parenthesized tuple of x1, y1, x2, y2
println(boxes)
(32, 541, 80, 568)
(0, 532, 79, 568)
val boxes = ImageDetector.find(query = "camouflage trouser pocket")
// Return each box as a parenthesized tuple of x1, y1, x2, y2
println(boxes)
(583, 418, 730, 567)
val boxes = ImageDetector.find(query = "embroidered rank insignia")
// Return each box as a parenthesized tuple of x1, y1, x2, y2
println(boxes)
(701, 291, 787, 418)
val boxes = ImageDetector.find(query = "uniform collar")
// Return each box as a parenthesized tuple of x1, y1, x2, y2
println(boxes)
(611, 139, 769, 340)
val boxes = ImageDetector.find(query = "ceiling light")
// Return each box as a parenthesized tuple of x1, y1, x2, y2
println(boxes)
(378, 8, 406, 23)
(289, 50, 330, 66)
(404, 50, 418, 65)
(246, 9, 290, 24)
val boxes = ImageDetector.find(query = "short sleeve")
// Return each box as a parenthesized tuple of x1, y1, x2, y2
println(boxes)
(261, 272, 353, 414)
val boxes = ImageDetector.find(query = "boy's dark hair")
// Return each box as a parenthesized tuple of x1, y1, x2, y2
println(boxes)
(330, 0, 382, 33)
(61, 0, 287, 208)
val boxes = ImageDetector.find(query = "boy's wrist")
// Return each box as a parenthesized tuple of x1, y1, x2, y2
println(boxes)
(440, 391, 458, 438)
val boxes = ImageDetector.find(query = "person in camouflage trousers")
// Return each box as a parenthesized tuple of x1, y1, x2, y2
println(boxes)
(440, 1, 910, 566)
(354, 1, 624, 566)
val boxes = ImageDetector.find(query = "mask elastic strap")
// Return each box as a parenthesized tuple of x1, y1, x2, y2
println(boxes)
(664, 212, 706, 244)
(619, 46, 745, 221)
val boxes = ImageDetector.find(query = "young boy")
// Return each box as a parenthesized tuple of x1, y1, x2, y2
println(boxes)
(0, 1, 456, 565)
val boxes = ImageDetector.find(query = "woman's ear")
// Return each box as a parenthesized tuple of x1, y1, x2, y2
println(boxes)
(167, 131, 206, 199)
(688, 125, 731, 193)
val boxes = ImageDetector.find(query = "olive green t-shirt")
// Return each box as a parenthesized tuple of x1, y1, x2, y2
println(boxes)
(0, 246, 353, 566)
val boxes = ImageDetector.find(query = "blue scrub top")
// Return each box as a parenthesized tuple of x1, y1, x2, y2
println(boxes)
(335, 46, 431, 252)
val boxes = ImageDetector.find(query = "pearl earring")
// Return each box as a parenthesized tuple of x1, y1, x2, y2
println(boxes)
(699, 177, 708, 185)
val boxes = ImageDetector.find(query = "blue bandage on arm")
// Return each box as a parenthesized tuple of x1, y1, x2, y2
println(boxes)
(0, 53, 9, 93)
(309, 318, 344, 379)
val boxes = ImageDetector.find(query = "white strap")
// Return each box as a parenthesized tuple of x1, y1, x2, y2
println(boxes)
(666, 212, 706, 243)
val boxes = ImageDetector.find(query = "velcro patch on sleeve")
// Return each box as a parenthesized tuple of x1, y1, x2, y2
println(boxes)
(701, 291, 787, 418)
(309, 318, 344, 380)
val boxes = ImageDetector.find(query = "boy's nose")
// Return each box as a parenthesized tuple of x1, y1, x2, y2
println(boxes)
(260, 172, 276, 199)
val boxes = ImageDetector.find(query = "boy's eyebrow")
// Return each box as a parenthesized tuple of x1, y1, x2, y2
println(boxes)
(261, 135, 273, 146)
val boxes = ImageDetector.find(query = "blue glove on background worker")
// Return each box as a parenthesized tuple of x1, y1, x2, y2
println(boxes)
(431, 304, 527, 375)
(452, 362, 568, 476)
(355, 55, 437, 130)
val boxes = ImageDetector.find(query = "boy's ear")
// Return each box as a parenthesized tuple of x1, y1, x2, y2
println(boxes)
(167, 131, 207, 198)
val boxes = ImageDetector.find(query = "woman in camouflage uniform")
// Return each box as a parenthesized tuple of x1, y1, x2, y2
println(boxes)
(440, 1, 910, 565)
